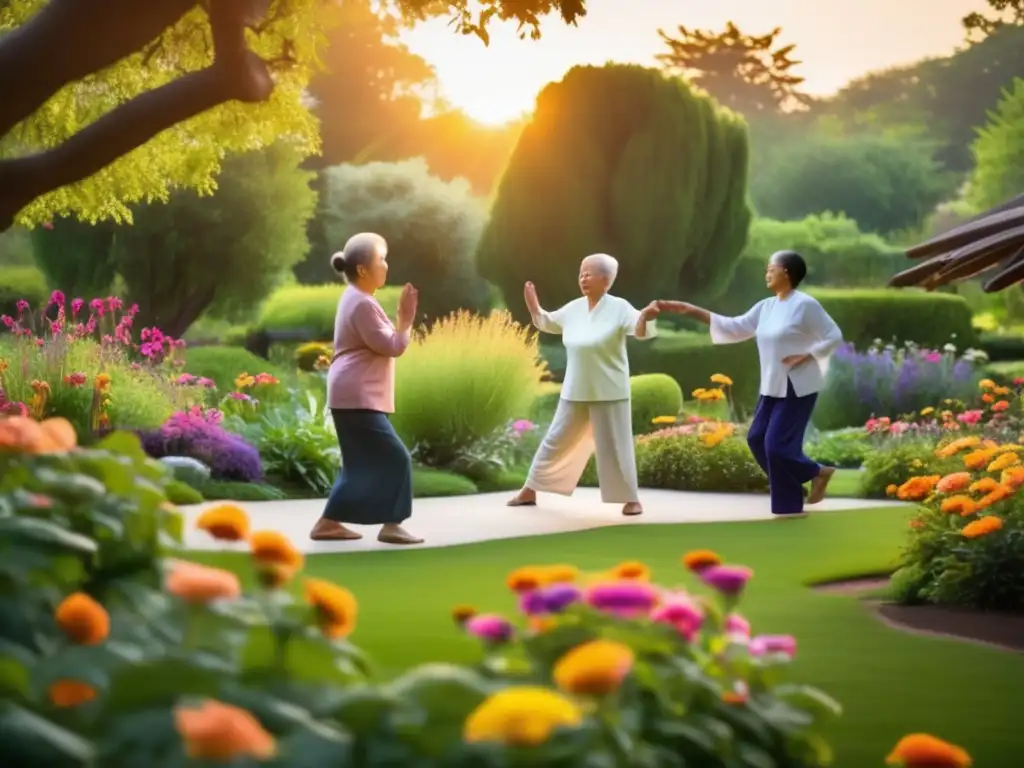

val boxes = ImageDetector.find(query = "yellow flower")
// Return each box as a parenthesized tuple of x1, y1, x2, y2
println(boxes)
(691, 388, 707, 399)
(463, 687, 583, 746)
(963, 448, 999, 470)
(979, 378, 996, 391)
(234, 373, 256, 390)
(934, 436, 981, 458)
(994, 386, 1011, 396)
(920, 407, 935, 417)
(710, 373, 733, 387)
(986, 452, 1020, 473)
(542, 564, 580, 584)
(651, 415, 677, 425)
(962, 516, 1003, 539)
(304, 578, 358, 639)
(195, 504, 250, 541)
(698, 388, 725, 402)
(553, 639, 635, 696)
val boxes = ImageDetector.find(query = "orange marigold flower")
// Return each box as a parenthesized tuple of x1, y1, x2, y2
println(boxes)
(963, 448, 999, 470)
(250, 531, 303, 569)
(304, 578, 358, 639)
(1001, 466, 1024, 489)
(886, 484, 899, 497)
(49, 680, 97, 708)
(936, 472, 971, 493)
(529, 616, 557, 634)
(55, 593, 109, 645)
(986, 452, 1020, 473)
(682, 549, 722, 572)
(968, 477, 998, 494)
(542, 564, 579, 584)
(976, 484, 1014, 510)
(939, 495, 976, 516)
(992, 399, 1010, 412)
(934, 436, 981, 458)
(994, 386, 1011, 396)
(962, 516, 1004, 539)
(165, 561, 241, 604)
(979, 379, 996, 391)
(909, 519, 925, 530)
(174, 699, 276, 761)
(611, 561, 650, 581)
(886, 733, 971, 767)
(452, 605, 477, 624)
(897, 476, 941, 501)
(721, 690, 748, 705)
(506, 566, 545, 593)
(982, 393, 994, 403)
(552, 639, 635, 696)
(195, 503, 250, 541)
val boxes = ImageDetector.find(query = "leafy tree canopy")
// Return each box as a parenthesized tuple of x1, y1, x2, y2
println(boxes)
(0, 0, 587, 229)
(969, 77, 1024, 210)
(964, 0, 1023, 39)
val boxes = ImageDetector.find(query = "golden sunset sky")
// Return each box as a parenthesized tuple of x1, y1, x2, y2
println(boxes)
(401, 0, 990, 124)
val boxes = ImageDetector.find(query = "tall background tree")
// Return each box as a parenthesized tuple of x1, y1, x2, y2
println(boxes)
(29, 218, 119, 300)
(476, 63, 752, 326)
(968, 78, 1024, 211)
(656, 22, 809, 117)
(0, 0, 588, 231)
(964, 0, 1023, 39)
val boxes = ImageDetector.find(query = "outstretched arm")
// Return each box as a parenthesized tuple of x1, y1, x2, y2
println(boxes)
(628, 301, 660, 340)
(525, 280, 564, 334)
(657, 300, 761, 345)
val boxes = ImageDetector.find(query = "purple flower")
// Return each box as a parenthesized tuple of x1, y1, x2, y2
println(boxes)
(749, 634, 797, 657)
(138, 410, 262, 482)
(699, 565, 753, 596)
(465, 614, 514, 643)
(725, 613, 751, 638)
(543, 583, 582, 613)
(586, 582, 659, 617)
(519, 590, 549, 616)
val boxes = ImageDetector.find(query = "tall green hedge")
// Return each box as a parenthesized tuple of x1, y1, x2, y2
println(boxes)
(477, 63, 752, 325)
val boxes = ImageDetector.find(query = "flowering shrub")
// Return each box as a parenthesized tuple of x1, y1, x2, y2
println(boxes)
(887, 435, 1024, 610)
(448, 417, 542, 482)
(0, 293, 188, 439)
(815, 340, 985, 430)
(295, 341, 332, 371)
(139, 406, 264, 482)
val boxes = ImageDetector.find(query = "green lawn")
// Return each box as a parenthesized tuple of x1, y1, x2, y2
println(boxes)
(189, 507, 1023, 767)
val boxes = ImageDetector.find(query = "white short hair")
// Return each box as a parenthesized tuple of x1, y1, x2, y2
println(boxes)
(583, 253, 619, 282)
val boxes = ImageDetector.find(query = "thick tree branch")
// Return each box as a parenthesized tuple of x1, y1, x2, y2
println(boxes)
(0, 0, 275, 230)
(0, 0, 198, 137)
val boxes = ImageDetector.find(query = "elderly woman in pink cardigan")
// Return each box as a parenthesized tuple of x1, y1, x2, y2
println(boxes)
(308, 232, 423, 545)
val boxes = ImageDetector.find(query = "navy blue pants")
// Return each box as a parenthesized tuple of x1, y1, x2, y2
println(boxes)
(747, 379, 822, 516)
(322, 409, 412, 525)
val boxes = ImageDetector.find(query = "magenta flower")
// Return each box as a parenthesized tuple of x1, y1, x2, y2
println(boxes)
(15, 299, 29, 315)
(1, 315, 13, 329)
(749, 634, 797, 657)
(197, 377, 216, 388)
(89, 298, 105, 316)
(519, 590, 549, 616)
(586, 581, 659, 617)
(71, 298, 84, 317)
(176, 374, 198, 386)
(512, 419, 535, 436)
(958, 410, 983, 426)
(465, 614, 514, 643)
(699, 565, 753, 596)
(48, 290, 65, 307)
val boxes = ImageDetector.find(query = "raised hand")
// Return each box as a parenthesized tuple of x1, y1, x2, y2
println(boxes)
(397, 283, 418, 331)
(656, 300, 693, 315)
(524, 281, 541, 316)
(640, 300, 660, 320)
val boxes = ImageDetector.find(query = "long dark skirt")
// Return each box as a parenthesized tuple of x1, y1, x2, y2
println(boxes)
(746, 379, 822, 516)
(322, 409, 412, 525)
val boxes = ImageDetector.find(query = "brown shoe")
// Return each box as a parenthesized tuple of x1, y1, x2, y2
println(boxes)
(506, 489, 537, 507)
(806, 467, 836, 505)
(378, 525, 424, 545)
(309, 518, 363, 541)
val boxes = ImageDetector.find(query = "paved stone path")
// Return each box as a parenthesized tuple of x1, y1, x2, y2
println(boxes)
(180, 489, 899, 555)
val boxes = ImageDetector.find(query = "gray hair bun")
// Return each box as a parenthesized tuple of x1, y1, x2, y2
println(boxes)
(330, 251, 346, 274)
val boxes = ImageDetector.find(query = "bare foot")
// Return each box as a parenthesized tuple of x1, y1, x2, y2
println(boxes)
(622, 502, 643, 517)
(507, 487, 537, 507)
(310, 518, 362, 541)
(806, 466, 836, 505)
(378, 523, 424, 545)
(773, 512, 809, 520)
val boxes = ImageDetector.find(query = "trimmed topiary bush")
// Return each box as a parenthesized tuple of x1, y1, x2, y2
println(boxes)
(256, 283, 401, 340)
(183, 346, 287, 393)
(0, 266, 47, 318)
(629, 373, 684, 434)
(295, 341, 332, 371)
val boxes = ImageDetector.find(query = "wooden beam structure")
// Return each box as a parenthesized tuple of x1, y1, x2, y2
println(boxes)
(889, 193, 1024, 292)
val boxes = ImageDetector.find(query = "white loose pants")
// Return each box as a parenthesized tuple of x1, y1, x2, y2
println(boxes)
(526, 398, 639, 503)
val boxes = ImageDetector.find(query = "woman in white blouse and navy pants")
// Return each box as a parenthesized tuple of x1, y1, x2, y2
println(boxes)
(659, 251, 843, 518)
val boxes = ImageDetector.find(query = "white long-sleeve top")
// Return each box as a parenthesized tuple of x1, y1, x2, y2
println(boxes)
(534, 294, 656, 401)
(709, 291, 842, 398)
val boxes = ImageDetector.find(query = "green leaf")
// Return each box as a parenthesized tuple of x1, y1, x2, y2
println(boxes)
(0, 516, 97, 554)
(774, 684, 843, 722)
(95, 431, 148, 460)
(324, 684, 399, 733)
(0, 654, 32, 699)
(30, 469, 106, 505)
(0, 701, 94, 766)
(104, 657, 224, 713)
(274, 723, 353, 767)
(385, 663, 494, 758)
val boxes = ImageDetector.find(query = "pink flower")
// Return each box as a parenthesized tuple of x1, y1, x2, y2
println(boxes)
(1, 315, 13, 328)
(726, 613, 751, 638)
(198, 377, 216, 388)
(749, 634, 797, 657)
(957, 410, 983, 426)
(699, 565, 753, 597)
(63, 372, 87, 387)
(465, 614, 514, 643)
(512, 419, 535, 435)
(34, 338, 43, 347)
(889, 421, 910, 436)
(585, 581, 659, 617)
(106, 297, 123, 312)
(924, 352, 942, 363)
(0, 401, 28, 416)
(89, 298, 105, 316)
(176, 374, 197, 386)
(71, 298, 84, 316)
(15, 300, 29, 315)
(48, 290, 65, 307)
(1015, 377, 1024, 387)
(651, 595, 703, 638)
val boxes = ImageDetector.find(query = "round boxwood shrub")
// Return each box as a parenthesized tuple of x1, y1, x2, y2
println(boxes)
(630, 373, 683, 434)
(183, 345, 286, 392)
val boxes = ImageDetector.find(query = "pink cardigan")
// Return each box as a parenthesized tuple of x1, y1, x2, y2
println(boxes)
(326, 287, 409, 413)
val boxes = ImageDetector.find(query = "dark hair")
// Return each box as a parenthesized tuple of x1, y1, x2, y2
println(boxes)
(771, 250, 807, 288)
(330, 233, 387, 282)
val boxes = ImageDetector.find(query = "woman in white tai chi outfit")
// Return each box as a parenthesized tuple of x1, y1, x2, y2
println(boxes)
(507, 253, 659, 517)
